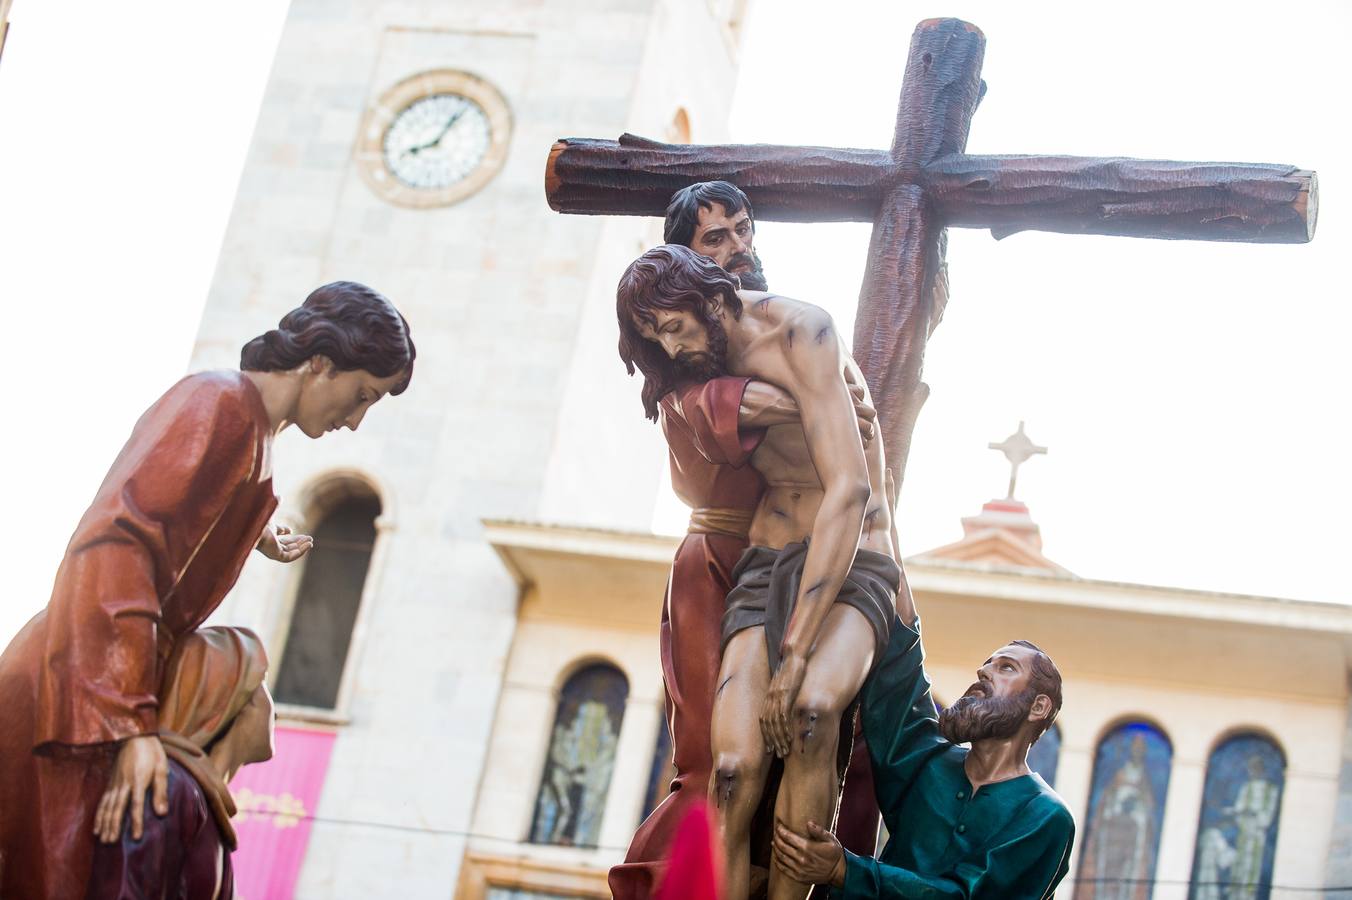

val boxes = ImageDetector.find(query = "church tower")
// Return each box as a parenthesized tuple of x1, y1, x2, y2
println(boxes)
(190, 1, 748, 895)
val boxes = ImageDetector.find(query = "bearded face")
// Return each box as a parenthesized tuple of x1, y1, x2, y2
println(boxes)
(937, 681, 1037, 744)
(727, 250, 769, 292)
(672, 311, 730, 381)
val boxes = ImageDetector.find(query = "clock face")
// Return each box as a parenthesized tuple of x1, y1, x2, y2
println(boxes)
(382, 94, 491, 190)
(356, 70, 512, 208)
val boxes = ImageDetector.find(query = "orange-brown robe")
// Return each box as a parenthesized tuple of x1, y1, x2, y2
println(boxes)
(0, 371, 277, 900)
(609, 377, 883, 899)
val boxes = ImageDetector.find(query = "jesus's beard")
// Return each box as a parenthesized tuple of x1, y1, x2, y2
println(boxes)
(674, 315, 730, 382)
(937, 685, 1035, 744)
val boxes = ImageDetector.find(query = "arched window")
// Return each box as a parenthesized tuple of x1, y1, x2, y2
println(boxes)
(1074, 721, 1173, 900)
(272, 487, 380, 710)
(1188, 733, 1285, 900)
(641, 713, 675, 821)
(529, 663, 629, 847)
(1028, 723, 1062, 789)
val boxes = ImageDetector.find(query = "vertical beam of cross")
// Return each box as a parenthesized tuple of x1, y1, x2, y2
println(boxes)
(852, 20, 987, 488)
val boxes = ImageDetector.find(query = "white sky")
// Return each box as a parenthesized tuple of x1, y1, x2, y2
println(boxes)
(0, 1, 1347, 646)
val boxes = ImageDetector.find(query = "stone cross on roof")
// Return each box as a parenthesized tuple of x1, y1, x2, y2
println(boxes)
(989, 421, 1046, 500)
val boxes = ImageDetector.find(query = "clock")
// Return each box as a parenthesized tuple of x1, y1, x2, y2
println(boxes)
(356, 70, 512, 208)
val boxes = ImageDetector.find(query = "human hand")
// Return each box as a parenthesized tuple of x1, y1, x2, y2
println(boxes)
(850, 383, 877, 446)
(761, 651, 808, 757)
(93, 735, 168, 843)
(773, 820, 846, 886)
(257, 524, 314, 563)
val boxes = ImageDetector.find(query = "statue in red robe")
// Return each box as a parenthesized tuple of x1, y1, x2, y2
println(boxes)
(0, 371, 278, 899)
(0, 280, 416, 899)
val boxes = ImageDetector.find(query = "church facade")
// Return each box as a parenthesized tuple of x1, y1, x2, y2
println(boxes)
(188, 0, 1352, 897)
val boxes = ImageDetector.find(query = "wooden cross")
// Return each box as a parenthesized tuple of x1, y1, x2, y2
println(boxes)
(544, 17, 1317, 494)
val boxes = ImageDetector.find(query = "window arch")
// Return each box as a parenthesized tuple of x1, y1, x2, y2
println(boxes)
(272, 481, 381, 710)
(529, 663, 629, 847)
(1027, 722, 1062, 789)
(1188, 732, 1285, 900)
(1074, 720, 1173, 900)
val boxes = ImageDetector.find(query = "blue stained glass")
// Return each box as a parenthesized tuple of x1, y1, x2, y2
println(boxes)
(1188, 734, 1285, 900)
(529, 664, 629, 847)
(641, 713, 675, 821)
(1074, 722, 1173, 900)
(1027, 723, 1061, 789)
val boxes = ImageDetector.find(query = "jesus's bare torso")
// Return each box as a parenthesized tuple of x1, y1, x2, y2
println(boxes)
(728, 292, 893, 558)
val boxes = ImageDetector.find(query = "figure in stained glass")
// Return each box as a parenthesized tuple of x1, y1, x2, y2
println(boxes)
(1188, 734, 1284, 900)
(1075, 723, 1172, 900)
(530, 664, 628, 847)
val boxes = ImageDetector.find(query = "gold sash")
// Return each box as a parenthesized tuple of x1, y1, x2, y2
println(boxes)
(688, 507, 754, 539)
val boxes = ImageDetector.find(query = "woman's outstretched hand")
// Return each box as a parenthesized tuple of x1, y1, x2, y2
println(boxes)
(256, 524, 314, 562)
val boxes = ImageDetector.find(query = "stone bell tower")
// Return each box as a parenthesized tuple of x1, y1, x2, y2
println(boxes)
(190, 1, 750, 895)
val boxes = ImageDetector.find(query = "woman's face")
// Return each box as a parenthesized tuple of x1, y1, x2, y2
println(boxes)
(295, 357, 407, 438)
(234, 683, 276, 765)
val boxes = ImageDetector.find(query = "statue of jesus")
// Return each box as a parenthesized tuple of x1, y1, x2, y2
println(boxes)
(618, 244, 900, 900)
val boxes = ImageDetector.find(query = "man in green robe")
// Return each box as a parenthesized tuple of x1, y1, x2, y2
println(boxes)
(772, 562, 1075, 898)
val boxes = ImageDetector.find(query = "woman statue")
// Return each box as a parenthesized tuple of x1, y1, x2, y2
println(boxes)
(0, 281, 415, 899)
(88, 626, 274, 899)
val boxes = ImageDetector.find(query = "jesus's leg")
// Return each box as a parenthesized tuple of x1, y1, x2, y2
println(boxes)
(768, 605, 875, 900)
(709, 626, 772, 900)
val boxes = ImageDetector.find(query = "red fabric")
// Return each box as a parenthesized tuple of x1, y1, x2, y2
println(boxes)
(0, 372, 276, 900)
(610, 377, 881, 899)
(653, 802, 723, 900)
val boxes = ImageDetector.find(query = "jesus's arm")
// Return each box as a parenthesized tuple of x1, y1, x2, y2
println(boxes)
(760, 306, 872, 756)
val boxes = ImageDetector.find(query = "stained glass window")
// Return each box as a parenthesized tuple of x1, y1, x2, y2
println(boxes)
(529, 663, 629, 847)
(273, 493, 380, 710)
(1188, 734, 1284, 900)
(1074, 722, 1173, 900)
(641, 712, 675, 821)
(1028, 723, 1062, 789)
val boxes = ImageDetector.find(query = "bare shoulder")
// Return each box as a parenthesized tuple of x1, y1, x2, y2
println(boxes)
(739, 292, 836, 348)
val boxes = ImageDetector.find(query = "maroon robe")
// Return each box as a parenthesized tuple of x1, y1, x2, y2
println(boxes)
(85, 759, 235, 900)
(0, 372, 277, 900)
(609, 377, 882, 899)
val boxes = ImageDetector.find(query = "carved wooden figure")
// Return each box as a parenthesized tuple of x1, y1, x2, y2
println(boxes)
(545, 17, 1317, 495)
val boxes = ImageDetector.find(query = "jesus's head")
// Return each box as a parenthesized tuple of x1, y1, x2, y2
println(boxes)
(616, 244, 744, 420)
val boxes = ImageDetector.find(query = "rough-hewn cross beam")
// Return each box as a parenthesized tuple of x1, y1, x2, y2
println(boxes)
(544, 18, 1318, 490)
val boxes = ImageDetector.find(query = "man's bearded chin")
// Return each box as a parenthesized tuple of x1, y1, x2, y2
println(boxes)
(727, 251, 768, 292)
(937, 685, 1035, 744)
(674, 316, 730, 382)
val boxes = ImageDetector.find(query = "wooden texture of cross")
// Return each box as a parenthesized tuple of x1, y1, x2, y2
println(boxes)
(544, 18, 1317, 494)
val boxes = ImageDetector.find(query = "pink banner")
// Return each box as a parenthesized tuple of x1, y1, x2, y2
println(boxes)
(228, 725, 337, 900)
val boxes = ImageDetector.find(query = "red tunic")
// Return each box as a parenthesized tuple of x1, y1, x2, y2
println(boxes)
(0, 372, 276, 900)
(609, 377, 882, 899)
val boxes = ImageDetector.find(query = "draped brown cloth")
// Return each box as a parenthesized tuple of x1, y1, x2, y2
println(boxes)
(609, 377, 887, 900)
(86, 627, 271, 900)
(0, 372, 277, 900)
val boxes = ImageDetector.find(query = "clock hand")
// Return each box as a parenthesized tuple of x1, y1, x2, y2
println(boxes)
(405, 107, 467, 156)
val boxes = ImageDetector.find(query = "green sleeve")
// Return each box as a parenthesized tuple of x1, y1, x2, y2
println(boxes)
(859, 618, 947, 816)
(839, 803, 1075, 899)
